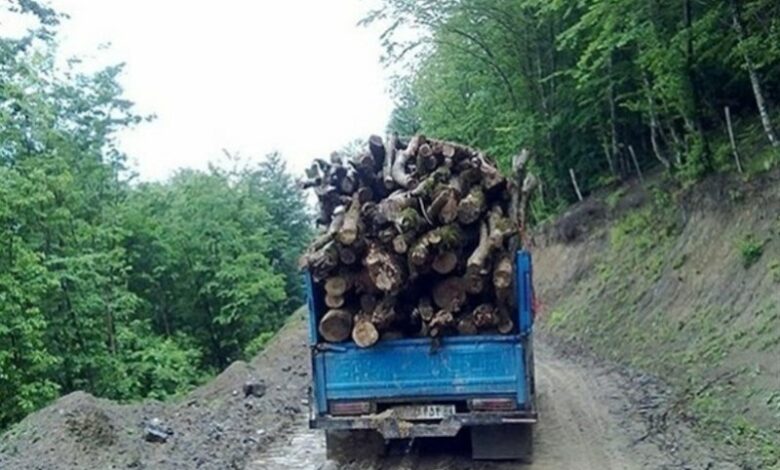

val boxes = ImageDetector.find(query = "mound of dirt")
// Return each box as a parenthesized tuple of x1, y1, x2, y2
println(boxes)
(0, 308, 310, 470)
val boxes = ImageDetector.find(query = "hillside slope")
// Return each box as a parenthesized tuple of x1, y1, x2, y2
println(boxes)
(533, 169, 780, 468)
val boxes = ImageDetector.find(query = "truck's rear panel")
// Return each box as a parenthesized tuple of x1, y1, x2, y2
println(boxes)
(306, 251, 536, 455)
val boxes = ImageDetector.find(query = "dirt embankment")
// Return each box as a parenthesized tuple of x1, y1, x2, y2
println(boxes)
(533, 169, 780, 468)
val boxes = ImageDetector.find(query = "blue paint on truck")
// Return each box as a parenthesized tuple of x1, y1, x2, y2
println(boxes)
(306, 250, 537, 448)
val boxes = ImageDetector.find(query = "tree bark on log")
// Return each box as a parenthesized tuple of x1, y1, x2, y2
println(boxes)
(458, 186, 486, 225)
(364, 243, 406, 293)
(337, 195, 361, 245)
(383, 133, 398, 189)
(392, 135, 421, 188)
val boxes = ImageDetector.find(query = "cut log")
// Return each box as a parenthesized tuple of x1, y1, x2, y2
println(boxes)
(472, 303, 497, 329)
(364, 243, 406, 293)
(392, 232, 416, 254)
(368, 135, 385, 170)
(338, 244, 359, 265)
(305, 240, 339, 282)
(324, 274, 353, 297)
(392, 135, 421, 188)
(359, 293, 378, 313)
(457, 186, 486, 225)
(496, 307, 514, 334)
(472, 152, 505, 192)
(352, 314, 379, 348)
(411, 166, 450, 198)
(432, 277, 466, 312)
(370, 296, 397, 330)
(457, 316, 478, 335)
(429, 310, 455, 337)
(409, 228, 444, 266)
(415, 143, 437, 174)
(432, 251, 458, 275)
(325, 294, 345, 309)
(319, 309, 353, 343)
(493, 253, 513, 290)
(356, 186, 374, 204)
(305, 205, 345, 257)
(487, 205, 512, 250)
(337, 195, 362, 245)
(414, 296, 435, 322)
(301, 136, 539, 346)
(376, 190, 416, 226)
(383, 133, 398, 190)
(465, 222, 491, 293)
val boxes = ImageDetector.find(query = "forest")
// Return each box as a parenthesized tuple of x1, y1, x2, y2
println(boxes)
(0, 2, 311, 429)
(369, 0, 780, 217)
(2, 0, 780, 433)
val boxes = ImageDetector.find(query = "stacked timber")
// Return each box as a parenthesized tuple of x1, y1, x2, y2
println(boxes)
(299, 135, 537, 348)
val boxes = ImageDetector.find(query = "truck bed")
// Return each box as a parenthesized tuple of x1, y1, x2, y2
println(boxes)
(306, 251, 536, 445)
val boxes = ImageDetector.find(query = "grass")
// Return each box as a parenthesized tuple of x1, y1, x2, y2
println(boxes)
(737, 234, 765, 268)
(770, 260, 780, 282)
(539, 178, 780, 468)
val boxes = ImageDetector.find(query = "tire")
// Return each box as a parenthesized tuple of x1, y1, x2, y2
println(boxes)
(470, 424, 533, 461)
(325, 429, 386, 462)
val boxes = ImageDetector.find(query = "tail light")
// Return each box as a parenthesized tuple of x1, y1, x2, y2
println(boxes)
(468, 398, 517, 412)
(329, 401, 373, 416)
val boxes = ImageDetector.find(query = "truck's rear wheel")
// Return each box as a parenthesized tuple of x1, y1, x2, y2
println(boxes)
(325, 430, 386, 462)
(470, 424, 533, 461)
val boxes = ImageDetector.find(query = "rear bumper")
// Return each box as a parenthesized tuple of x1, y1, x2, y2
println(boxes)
(310, 410, 538, 439)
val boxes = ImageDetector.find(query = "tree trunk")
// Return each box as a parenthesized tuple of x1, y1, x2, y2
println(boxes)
(724, 106, 743, 173)
(569, 168, 583, 202)
(729, 0, 778, 148)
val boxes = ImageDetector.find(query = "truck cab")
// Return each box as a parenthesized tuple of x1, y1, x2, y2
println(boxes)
(306, 251, 537, 461)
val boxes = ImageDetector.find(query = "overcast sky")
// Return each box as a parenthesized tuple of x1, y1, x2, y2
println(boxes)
(44, 0, 393, 180)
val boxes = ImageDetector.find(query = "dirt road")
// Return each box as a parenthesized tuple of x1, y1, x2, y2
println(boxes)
(0, 309, 737, 470)
(248, 320, 736, 470)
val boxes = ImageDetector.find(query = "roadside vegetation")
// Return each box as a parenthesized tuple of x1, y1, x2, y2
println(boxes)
(0, 3, 311, 430)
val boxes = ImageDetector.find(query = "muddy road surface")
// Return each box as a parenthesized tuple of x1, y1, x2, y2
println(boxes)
(248, 319, 736, 470)
(0, 310, 737, 469)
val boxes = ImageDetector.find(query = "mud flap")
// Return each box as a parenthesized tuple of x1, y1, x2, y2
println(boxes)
(470, 424, 533, 461)
(325, 430, 386, 462)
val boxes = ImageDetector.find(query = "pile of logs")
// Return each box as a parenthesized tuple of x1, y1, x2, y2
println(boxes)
(299, 134, 536, 348)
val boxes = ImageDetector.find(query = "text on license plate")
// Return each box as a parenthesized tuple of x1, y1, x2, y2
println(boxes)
(393, 404, 456, 420)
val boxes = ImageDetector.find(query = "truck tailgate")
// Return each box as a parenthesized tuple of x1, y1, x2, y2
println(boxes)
(312, 335, 528, 412)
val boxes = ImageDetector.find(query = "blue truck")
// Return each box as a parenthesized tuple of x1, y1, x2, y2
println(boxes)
(305, 251, 537, 461)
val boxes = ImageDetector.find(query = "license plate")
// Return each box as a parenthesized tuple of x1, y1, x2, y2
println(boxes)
(393, 404, 456, 420)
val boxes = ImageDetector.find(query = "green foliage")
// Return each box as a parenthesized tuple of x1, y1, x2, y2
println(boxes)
(737, 234, 764, 268)
(0, 9, 312, 431)
(244, 331, 275, 358)
(368, 0, 780, 217)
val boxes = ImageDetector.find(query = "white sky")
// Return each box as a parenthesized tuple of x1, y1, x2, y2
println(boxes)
(42, 0, 393, 180)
